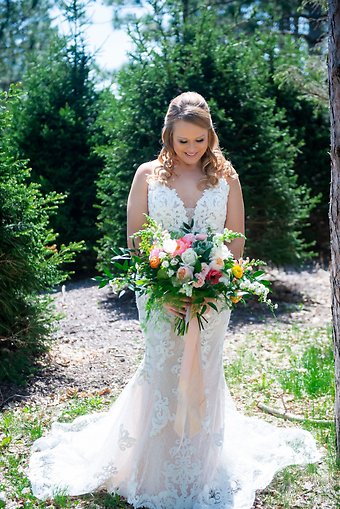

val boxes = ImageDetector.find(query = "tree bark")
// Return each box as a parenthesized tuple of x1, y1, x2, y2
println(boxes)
(328, 0, 340, 463)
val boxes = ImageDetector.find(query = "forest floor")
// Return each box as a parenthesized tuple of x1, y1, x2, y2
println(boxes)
(0, 263, 338, 509)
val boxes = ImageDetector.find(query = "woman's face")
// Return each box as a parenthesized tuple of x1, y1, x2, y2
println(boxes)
(172, 120, 209, 167)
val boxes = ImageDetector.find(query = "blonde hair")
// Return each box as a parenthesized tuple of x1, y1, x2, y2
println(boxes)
(147, 91, 237, 188)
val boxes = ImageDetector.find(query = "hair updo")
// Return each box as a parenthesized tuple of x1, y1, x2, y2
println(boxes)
(147, 91, 238, 189)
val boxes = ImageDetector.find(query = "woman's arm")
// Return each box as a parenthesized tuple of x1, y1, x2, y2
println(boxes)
(126, 163, 152, 251)
(224, 176, 245, 259)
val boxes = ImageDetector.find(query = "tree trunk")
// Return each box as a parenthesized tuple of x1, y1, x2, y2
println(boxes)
(328, 0, 340, 463)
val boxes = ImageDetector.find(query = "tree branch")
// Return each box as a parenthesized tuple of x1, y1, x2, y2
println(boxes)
(257, 402, 333, 427)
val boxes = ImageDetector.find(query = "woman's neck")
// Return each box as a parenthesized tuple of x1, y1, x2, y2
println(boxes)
(173, 161, 203, 176)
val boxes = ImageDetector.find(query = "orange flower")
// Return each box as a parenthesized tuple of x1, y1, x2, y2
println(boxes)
(149, 256, 161, 269)
(232, 264, 243, 279)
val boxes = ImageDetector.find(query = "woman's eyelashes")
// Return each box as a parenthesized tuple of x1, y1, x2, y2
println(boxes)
(178, 139, 205, 144)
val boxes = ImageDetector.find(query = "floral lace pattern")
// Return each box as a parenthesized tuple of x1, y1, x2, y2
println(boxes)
(147, 178, 229, 233)
(27, 177, 322, 507)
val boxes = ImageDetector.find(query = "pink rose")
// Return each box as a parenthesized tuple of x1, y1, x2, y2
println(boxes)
(182, 233, 196, 245)
(195, 233, 207, 241)
(149, 247, 160, 258)
(206, 269, 223, 285)
(172, 239, 189, 256)
(176, 266, 193, 281)
(193, 276, 205, 288)
(200, 262, 210, 277)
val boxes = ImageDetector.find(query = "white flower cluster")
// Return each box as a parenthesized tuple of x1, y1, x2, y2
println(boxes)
(161, 257, 178, 276)
(178, 282, 193, 297)
(239, 279, 269, 300)
(212, 233, 224, 245)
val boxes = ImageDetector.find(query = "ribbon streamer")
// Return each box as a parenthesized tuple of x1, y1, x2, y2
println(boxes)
(174, 305, 207, 442)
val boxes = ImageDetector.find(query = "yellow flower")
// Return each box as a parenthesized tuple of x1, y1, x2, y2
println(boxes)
(231, 295, 242, 304)
(232, 264, 243, 278)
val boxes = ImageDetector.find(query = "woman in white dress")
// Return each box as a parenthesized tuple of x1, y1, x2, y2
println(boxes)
(27, 91, 321, 508)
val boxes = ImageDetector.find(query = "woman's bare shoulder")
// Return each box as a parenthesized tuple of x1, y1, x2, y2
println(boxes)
(224, 173, 241, 188)
(135, 159, 159, 178)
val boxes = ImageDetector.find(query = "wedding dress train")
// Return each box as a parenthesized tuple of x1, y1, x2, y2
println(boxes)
(27, 177, 321, 508)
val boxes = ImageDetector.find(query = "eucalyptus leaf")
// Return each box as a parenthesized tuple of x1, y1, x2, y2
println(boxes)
(207, 301, 218, 312)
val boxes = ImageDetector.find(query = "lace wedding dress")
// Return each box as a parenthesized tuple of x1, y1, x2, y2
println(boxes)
(27, 177, 321, 508)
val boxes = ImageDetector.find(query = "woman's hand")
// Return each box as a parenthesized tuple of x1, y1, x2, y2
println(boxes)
(163, 296, 219, 319)
(163, 296, 192, 319)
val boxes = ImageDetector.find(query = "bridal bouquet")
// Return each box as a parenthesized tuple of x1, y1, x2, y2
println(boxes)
(96, 215, 276, 335)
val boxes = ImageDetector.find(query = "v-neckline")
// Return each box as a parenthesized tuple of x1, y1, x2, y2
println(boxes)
(163, 180, 220, 223)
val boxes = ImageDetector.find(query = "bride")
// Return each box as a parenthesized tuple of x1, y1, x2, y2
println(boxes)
(27, 91, 321, 508)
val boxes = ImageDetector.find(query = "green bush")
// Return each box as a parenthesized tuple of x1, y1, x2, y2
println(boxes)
(0, 85, 84, 383)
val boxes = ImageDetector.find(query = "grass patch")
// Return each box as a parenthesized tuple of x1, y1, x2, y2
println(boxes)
(276, 343, 335, 399)
(224, 323, 339, 508)
(58, 394, 112, 423)
(0, 394, 116, 508)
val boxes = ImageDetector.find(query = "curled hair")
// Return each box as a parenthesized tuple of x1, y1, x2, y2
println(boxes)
(147, 91, 237, 189)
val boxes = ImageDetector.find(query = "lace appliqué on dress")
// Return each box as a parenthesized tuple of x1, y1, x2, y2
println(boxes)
(147, 178, 230, 233)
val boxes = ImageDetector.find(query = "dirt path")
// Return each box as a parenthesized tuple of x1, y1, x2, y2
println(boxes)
(0, 264, 331, 410)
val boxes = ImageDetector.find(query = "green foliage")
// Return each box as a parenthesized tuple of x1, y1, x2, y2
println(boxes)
(0, 85, 84, 383)
(106, 0, 328, 49)
(277, 344, 335, 399)
(95, 9, 318, 268)
(268, 34, 330, 256)
(12, 34, 104, 272)
(0, 0, 57, 91)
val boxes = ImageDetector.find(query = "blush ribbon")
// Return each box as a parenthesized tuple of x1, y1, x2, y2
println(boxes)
(173, 305, 207, 441)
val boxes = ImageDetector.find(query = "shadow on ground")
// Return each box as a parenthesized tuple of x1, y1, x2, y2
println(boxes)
(98, 276, 310, 328)
(98, 290, 139, 322)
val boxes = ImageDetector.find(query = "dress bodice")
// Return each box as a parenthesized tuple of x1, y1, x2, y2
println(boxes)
(147, 178, 230, 233)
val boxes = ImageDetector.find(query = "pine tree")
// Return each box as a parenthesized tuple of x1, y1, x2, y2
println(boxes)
(12, 2, 104, 273)
(12, 37, 102, 272)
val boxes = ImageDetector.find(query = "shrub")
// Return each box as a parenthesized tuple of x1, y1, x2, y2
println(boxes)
(0, 85, 84, 383)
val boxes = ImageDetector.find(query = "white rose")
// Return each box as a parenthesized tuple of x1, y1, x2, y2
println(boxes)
(211, 245, 232, 261)
(163, 238, 177, 253)
(170, 258, 179, 266)
(161, 260, 169, 268)
(159, 251, 167, 260)
(209, 258, 224, 271)
(168, 269, 175, 276)
(181, 248, 197, 266)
